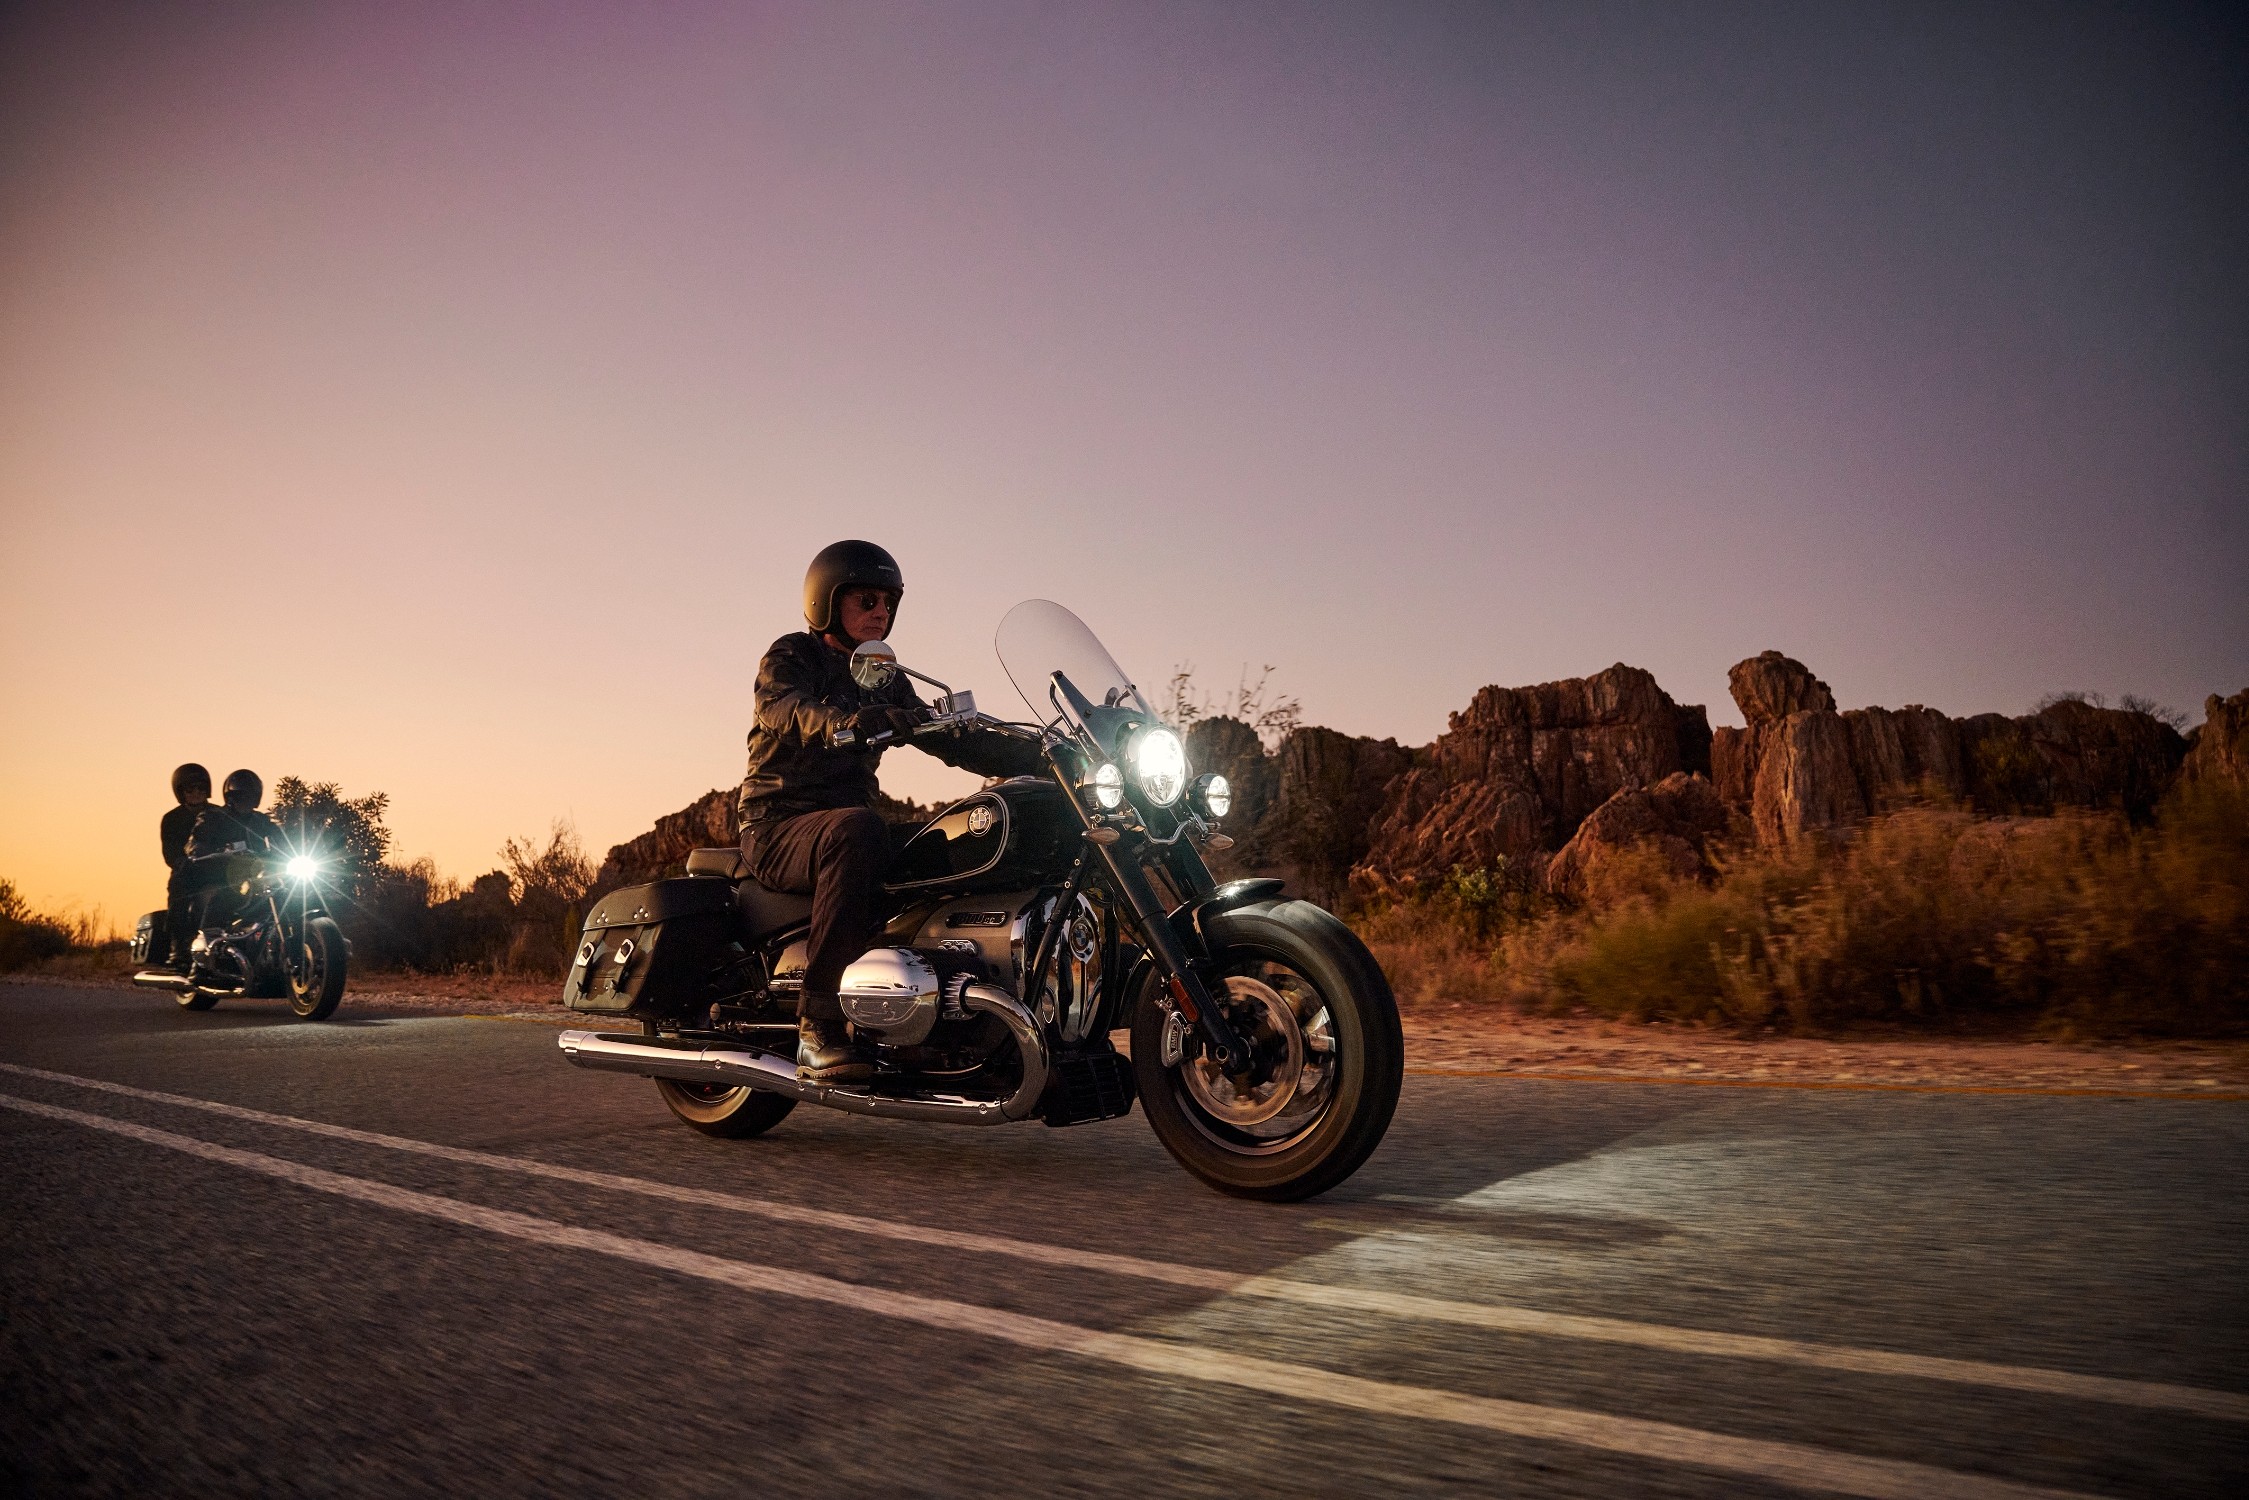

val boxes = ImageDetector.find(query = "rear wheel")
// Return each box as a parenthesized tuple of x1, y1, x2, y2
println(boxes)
(288, 917, 348, 1020)
(176, 987, 220, 1012)
(642, 1018, 798, 1138)
(1131, 901, 1402, 1201)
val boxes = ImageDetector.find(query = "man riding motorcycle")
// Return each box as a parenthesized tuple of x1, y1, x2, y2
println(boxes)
(177, 769, 290, 975)
(740, 540, 1044, 1082)
(160, 763, 213, 971)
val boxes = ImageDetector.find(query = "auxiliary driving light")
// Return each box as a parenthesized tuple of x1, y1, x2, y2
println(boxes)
(1087, 762, 1125, 811)
(1188, 773, 1231, 821)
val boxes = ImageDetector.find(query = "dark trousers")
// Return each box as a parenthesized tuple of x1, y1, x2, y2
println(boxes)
(164, 865, 213, 966)
(741, 808, 891, 1020)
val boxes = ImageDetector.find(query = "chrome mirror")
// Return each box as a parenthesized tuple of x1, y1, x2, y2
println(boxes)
(850, 639, 899, 690)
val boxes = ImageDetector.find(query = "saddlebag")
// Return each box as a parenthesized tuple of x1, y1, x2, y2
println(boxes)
(562, 878, 741, 1017)
(131, 909, 169, 966)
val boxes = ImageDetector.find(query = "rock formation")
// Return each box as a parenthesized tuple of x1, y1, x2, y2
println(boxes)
(1262, 727, 1421, 903)
(1714, 655, 2191, 844)
(1356, 665, 1711, 890)
(2180, 689, 2249, 790)
(1544, 772, 1735, 900)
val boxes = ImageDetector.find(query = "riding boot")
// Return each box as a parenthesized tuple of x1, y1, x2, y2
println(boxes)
(797, 1010, 873, 1083)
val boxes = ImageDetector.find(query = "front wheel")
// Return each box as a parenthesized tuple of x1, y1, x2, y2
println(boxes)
(288, 917, 348, 1020)
(1131, 900, 1403, 1201)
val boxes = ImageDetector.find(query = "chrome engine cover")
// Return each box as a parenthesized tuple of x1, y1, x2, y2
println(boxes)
(837, 947, 942, 1044)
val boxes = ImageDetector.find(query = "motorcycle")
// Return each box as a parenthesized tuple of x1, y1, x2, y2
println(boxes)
(131, 850, 350, 1021)
(556, 599, 1402, 1200)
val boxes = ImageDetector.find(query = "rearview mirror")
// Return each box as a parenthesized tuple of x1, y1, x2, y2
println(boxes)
(850, 639, 899, 691)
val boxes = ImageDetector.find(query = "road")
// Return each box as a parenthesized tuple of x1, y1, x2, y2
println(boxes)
(2, 980, 2243, 1499)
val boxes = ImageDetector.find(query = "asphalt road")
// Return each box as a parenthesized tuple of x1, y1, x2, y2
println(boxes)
(2, 981, 2243, 1499)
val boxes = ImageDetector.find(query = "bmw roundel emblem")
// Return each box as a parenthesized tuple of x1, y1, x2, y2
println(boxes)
(966, 805, 996, 838)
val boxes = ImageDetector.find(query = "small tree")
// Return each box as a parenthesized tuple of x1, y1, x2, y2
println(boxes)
(1165, 663, 1303, 752)
(270, 778, 393, 898)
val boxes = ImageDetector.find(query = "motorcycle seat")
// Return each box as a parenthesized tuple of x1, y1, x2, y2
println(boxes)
(684, 847, 748, 879)
(686, 849, 816, 938)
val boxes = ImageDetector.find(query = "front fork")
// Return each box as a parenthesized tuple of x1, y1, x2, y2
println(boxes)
(1091, 839, 1251, 1071)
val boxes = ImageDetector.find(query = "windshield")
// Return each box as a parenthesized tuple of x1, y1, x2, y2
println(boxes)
(995, 600, 1153, 726)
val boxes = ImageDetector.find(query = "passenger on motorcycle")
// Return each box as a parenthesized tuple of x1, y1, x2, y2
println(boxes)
(740, 540, 1044, 1082)
(160, 763, 212, 971)
(177, 769, 291, 972)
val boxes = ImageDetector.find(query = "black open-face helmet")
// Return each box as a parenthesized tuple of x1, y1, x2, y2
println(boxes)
(803, 540, 903, 636)
(171, 763, 212, 802)
(222, 769, 263, 812)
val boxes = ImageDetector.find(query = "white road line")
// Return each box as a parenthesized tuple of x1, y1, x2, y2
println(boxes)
(1, 1089, 2102, 1500)
(4, 1060, 2243, 1424)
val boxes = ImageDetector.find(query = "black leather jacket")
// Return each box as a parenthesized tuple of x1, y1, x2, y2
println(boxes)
(739, 632, 1045, 831)
(161, 804, 203, 870)
(183, 805, 289, 864)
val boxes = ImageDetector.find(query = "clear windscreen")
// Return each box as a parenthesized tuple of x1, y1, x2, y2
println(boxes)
(995, 600, 1151, 726)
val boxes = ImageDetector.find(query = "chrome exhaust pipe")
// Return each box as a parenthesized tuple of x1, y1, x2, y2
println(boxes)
(131, 969, 193, 992)
(559, 981, 1050, 1126)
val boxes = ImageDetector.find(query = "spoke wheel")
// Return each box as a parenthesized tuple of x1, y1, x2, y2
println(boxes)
(1132, 900, 1401, 1201)
(288, 917, 348, 1020)
(644, 1019, 798, 1138)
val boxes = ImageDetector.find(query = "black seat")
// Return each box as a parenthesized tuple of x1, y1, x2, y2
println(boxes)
(684, 847, 748, 879)
(685, 848, 815, 939)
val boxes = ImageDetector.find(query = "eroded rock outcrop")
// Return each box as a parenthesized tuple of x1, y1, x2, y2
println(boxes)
(595, 789, 736, 889)
(1715, 654, 2191, 844)
(1544, 772, 1735, 900)
(1356, 665, 1710, 890)
(1262, 727, 1421, 902)
(2180, 689, 2249, 790)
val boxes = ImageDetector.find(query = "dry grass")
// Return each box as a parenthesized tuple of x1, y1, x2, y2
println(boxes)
(1351, 783, 2249, 1038)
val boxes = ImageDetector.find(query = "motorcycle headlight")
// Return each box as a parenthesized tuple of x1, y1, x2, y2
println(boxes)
(1086, 761, 1125, 811)
(286, 856, 319, 882)
(1189, 773, 1231, 821)
(1128, 726, 1187, 807)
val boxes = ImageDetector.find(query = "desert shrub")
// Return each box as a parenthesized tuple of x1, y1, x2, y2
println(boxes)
(0, 877, 75, 971)
(1352, 784, 2249, 1036)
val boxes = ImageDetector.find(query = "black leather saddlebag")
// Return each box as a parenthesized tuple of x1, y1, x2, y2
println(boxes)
(132, 909, 169, 966)
(562, 878, 741, 1017)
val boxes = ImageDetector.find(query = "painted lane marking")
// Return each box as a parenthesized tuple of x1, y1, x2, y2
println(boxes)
(2, 1061, 2242, 1423)
(0, 1090, 2103, 1500)
(1405, 1068, 2249, 1102)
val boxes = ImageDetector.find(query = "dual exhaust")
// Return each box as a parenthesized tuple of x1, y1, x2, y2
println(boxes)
(559, 980, 1050, 1125)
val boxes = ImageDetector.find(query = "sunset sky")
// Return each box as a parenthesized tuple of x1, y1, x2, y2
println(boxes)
(3, 1, 2243, 930)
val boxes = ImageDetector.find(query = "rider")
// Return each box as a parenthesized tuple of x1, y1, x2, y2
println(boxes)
(178, 769, 291, 968)
(160, 763, 212, 970)
(741, 540, 1043, 1082)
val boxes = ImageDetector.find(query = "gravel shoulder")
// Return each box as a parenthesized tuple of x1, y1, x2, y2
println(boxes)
(14, 971, 2242, 1095)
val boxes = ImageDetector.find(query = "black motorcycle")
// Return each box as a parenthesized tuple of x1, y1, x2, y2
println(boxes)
(131, 850, 350, 1021)
(557, 600, 1402, 1200)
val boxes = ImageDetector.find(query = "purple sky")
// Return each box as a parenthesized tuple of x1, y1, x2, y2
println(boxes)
(2, 1, 2243, 924)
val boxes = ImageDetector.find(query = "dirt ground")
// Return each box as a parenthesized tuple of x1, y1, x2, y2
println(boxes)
(20, 968, 2243, 1098)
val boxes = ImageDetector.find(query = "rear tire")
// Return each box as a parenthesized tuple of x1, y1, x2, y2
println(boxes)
(288, 916, 348, 1020)
(654, 1078, 799, 1138)
(1131, 900, 1402, 1201)
(176, 988, 220, 1012)
(642, 1018, 798, 1138)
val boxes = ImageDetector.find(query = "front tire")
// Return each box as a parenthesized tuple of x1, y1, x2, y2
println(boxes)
(1131, 900, 1402, 1201)
(288, 917, 348, 1020)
